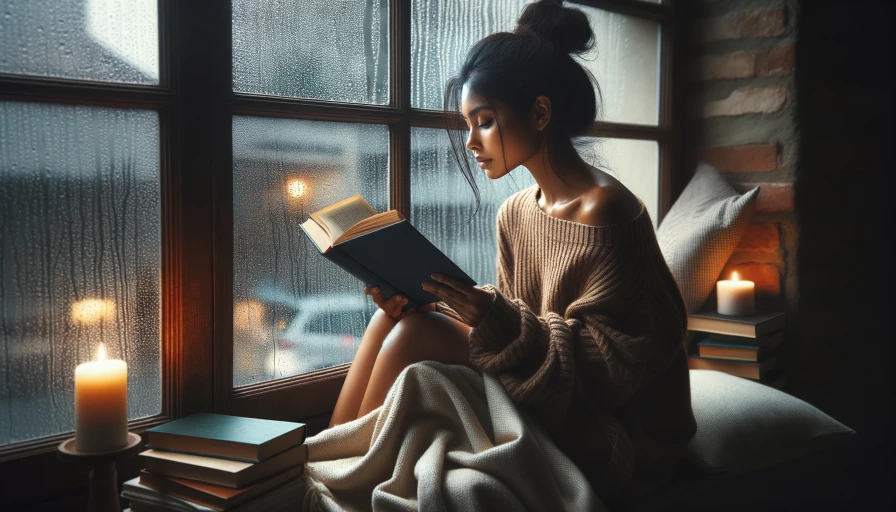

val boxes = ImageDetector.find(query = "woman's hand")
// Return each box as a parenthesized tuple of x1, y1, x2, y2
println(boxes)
(422, 273, 495, 327)
(363, 286, 416, 321)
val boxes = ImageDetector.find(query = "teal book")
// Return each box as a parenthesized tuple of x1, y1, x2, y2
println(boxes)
(146, 413, 306, 463)
(704, 329, 785, 349)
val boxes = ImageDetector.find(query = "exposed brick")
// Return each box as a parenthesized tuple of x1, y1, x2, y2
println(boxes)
(735, 183, 795, 212)
(721, 262, 782, 296)
(697, 144, 778, 172)
(693, 9, 787, 43)
(692, 52, 755, 81)
(691, 45, 795, 81)
(697, 87, 788, 118)
(737, 222, 780, 253)
(757, 44, 796, 77)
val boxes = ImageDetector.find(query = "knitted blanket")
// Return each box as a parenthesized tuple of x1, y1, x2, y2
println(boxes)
(297, 361, 604, 511)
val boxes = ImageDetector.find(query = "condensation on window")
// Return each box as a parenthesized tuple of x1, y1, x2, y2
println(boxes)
(232, 116, 388, 387)
(0, 0, 159, 84)
(0, 101, 162, 446)
(232, 0, 389, 104)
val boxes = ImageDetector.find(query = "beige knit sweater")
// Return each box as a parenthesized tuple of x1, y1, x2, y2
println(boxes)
(437, 185, 697, 500)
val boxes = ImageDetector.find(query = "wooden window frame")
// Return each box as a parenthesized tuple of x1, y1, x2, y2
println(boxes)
(0, 0, 686, 504)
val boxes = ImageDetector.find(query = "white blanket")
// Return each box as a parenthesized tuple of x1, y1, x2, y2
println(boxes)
(297, 361, 604, 512)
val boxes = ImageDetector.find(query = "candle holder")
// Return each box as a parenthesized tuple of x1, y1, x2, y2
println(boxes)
(57, 432, 143, 512)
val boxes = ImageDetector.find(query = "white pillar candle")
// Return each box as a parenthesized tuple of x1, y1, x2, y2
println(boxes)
(717, 271, 755, 316)
(75, 343, 128, 452)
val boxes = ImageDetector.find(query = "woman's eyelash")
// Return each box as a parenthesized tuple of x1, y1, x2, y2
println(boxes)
(479, 120, 493, 128)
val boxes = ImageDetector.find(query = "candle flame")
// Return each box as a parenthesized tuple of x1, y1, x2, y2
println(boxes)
(97, 343, 107, 361)
(731, 271, 740, 281)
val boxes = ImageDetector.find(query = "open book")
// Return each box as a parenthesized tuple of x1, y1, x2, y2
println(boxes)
(300, 195, 476, 308)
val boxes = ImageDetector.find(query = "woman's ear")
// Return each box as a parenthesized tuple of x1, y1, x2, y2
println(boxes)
(530, 96, 552, 132)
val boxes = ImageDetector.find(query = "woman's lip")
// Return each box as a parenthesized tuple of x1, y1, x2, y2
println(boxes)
(476, 157, 491, 163)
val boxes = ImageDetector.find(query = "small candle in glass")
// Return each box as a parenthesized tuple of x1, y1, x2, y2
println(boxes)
(716, 271, 755, 316)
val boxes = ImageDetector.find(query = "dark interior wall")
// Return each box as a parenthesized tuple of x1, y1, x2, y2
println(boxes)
(793, 0, 893, 505)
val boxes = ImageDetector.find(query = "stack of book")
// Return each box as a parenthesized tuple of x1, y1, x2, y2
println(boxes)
(686, 310, 787, 389)
(123, 413, 308, 512)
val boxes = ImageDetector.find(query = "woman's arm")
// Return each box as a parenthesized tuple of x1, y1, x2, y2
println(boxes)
(469, 285, 685, 425)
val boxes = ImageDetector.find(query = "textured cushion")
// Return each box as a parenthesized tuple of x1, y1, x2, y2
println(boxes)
(657, 163, 759, 313)
(687, 370, 856, 474)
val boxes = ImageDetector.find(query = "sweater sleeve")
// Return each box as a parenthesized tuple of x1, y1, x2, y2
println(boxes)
(469, 282, 683, 426)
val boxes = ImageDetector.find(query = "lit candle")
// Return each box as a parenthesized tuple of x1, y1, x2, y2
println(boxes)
(716, 271, 755, 316)
(75, 343, 128, 452)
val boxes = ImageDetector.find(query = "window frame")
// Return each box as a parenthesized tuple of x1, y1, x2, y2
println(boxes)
(0, 0, 686, 489)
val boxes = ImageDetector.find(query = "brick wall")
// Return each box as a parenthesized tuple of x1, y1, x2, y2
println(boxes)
(687, 0, 799, 315)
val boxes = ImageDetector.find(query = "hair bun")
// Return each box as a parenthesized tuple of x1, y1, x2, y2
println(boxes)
(514, 0, 594, 55)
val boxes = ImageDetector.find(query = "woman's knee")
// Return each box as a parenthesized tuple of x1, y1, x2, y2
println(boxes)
(363, 309, 398, 339)
(369, 308, 397, 328)
(379, 312, 469, 365)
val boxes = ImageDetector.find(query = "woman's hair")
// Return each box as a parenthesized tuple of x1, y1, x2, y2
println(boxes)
(443, 0, 602, 209)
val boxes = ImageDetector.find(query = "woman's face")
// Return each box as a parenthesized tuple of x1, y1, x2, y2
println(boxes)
(460, 84, 540, 179)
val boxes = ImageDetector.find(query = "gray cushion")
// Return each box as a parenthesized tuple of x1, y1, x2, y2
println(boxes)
(657, 163, 759, 313)
(687, 370, 856, 473)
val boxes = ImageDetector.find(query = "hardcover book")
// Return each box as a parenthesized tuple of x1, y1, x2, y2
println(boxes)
(688, 353, 777, 380)
(697, 340, 763, 361)
(687, 311, 786, 338)
(139, 444, 308, 488)
(146, 413, 306, 463)
(138, 467, 303, 511)
(123, 474, 305, 512)
(703, 329, 785, 349)
(299, 194, 475, 309)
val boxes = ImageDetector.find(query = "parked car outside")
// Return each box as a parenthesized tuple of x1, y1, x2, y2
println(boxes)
(244, 288, 373, 380)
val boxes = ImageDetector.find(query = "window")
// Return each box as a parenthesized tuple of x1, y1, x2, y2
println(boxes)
(0, 0, 682, 471)
(0, 0, 166, 458)
(229, 1, 680, 418)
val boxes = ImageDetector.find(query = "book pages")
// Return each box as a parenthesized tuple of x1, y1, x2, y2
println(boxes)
(310, 194, 378, 240)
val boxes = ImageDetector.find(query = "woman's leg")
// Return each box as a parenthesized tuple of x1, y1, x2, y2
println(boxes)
(356, 311, 471, 417)
(329, 309, 398, 428)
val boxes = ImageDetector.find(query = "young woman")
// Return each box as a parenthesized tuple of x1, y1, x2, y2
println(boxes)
(328, 0, 696, 501)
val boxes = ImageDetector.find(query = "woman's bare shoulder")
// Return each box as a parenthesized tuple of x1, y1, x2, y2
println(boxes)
(577, 182, 642, 227)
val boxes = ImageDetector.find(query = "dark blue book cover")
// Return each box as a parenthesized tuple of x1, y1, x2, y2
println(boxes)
(305, 219, 476, 309)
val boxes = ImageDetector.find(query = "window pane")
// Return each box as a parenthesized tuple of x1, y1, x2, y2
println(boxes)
(410, 127, 535, 287)
(232, 117, 388, 387)
(575, 6, 660, 125)
(411, 0, 527, 110)
(0, 102, 162, 446)
(411, 1, 660, 126)
(0, 0, 159, 84)
(232, 0, 389, 104)
(579, 138, 659, 224)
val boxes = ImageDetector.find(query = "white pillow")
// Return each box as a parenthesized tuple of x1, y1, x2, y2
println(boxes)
(657, 163, 759, 313)
(687, 370, 855, 473)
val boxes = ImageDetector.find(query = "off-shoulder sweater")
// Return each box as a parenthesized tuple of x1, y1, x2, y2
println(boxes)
(437, 185, 697, 500)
